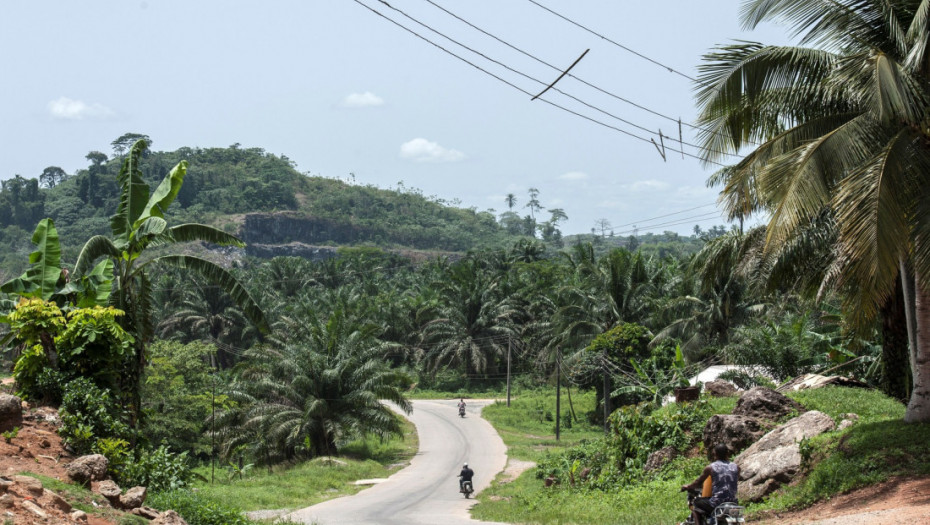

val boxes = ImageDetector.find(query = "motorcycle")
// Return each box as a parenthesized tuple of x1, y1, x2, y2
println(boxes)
(460, 479, 474, 499)
(458, 405, 466, 418)
(682, 489, 745, 525)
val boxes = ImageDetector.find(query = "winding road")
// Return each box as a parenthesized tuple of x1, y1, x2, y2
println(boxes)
(286, 399, 510, 525)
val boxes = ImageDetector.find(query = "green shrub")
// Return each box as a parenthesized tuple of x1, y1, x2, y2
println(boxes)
(59, 378, 132, 454)
(537, 399, 716, 489)
(119, 446, 193, 492)
(148, 489, 253, 525)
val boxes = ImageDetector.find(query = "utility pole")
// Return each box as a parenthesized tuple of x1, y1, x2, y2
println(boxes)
(506, 338, 512, 407)
(555, 349, 561, 441)
(211, 369, 216, 484)
(602, 356, 610, 434)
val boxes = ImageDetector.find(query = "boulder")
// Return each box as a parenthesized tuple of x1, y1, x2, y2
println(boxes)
(96, 479, 122, 505)
(71, 509, 88, 521)
(46, 490, 72, 512)
(705, 380, 738, 397)
(67, 454, 109, 484)
(736, 410, 836, 501)
(131, 506, 162, 519)
(152, 510, 189, 525)
(13, 474, 44, 496)
(0, 395, 23, 432)
(644, 446, 678, 472)
(732, 387, 804, 421)
(0, 494, 13, 508)
(120, 486, 147, 509)
(702, 414, 769, 457)
(22, 499, 48, 518)
(837, 413, 859, 432)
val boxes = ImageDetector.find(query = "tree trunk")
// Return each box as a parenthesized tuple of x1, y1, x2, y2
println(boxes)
(905, 278, 930, 422)
(881, 276, 912, 403)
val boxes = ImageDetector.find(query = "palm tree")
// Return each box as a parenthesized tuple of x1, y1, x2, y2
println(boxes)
(73, 139, 268, 422)
(695, 0, 930, 422)
(224, 310, 412, 461)
(422, 255, 521, 375)
(505, 193, 517, 211)
(157, 282, 256, 368)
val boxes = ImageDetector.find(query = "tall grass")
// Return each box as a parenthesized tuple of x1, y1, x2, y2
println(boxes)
(190, 415, 417, 511)
(480, 389, 604, 461)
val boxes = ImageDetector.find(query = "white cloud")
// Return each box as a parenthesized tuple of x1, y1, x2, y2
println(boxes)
(341, 91, 385, 108)
(558, 171, 589, 181)
(399, 138, 466, 163)
(47, 97, 115, 120)
(622, 179, 670, 192)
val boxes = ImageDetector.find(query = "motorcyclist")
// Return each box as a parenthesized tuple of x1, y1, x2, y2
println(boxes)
(458, 462, 474, 492)
(458, 399, 466, 415)
(681, 444, 739, 525)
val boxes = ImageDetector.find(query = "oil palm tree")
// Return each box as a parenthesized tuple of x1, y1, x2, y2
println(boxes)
(422, 255, 521, 375)
(696, 0, 930, 422)
(225, 310, 412, 461)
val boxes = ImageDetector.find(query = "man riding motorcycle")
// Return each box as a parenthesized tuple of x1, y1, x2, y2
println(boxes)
(681, 444, 739, 525)
(458, 399, 466, 417)
(458, 462, 474, 492)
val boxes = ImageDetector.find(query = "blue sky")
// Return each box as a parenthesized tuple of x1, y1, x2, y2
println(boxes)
(0, 1, 790, 235)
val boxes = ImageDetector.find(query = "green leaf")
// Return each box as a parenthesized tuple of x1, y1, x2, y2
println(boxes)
(134, 160, 187, 229)
(110, 140, 151, 242)
(0, 219, 63, 300)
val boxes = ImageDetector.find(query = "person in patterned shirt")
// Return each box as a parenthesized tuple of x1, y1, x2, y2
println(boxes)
(681, 443, 740, 525)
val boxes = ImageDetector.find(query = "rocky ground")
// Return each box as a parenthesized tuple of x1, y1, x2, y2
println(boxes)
(0, 403, 120, 524)
(754, 476, 930, 524)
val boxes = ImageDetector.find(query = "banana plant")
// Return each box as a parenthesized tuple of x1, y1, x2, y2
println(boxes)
(73, 139, 268, 423)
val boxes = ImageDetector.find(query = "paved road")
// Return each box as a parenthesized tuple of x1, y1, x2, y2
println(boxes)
(286, 399, 509, 525)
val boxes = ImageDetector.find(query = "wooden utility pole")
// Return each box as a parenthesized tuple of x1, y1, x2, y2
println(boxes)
(602, 357, 610, 434)
(556, 349, 562, 441)
(506, 338, 512, 407)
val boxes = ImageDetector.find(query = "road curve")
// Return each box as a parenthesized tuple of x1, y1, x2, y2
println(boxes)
(286, 399, 509, 525)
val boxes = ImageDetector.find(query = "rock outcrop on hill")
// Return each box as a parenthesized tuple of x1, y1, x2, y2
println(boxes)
(702, 414, 770, 457)
(732, 387, 805, 421)
(736, 410, 836, 501)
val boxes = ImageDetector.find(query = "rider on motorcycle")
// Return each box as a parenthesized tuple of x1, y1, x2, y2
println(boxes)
(681, 444, 739, 524)
(459, 462, 474, 492)
(458, 399, 466, 416)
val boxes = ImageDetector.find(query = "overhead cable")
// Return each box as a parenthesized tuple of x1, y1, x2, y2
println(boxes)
(354, 0, 729, 167)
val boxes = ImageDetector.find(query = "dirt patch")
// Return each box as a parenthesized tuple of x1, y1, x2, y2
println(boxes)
(0, 400, 120, 525)
(753, 476, 930, 524)
(497, 458, 535, 484)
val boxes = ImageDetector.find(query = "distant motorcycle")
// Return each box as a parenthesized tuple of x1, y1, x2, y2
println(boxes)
(458, 405, 466, 418)
(460, 480, 474, 498)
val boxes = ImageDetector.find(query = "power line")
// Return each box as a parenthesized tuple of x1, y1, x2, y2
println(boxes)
(612, 212, 723, 236)
(612, 202, 718, 229)
(422, 0, 752, 151)
(524, 0, 697, 83)
(376, 0, 740, 160)
(354, 0, 729, 167)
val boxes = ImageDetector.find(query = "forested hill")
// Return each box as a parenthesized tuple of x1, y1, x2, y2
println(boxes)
(0, 140, 716, 276)
(0, 143, 524, 273)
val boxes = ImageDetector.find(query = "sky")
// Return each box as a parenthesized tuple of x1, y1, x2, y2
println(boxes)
(0, 1, 792, 236)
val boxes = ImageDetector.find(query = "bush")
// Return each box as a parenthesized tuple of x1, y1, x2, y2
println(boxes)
(147, 489, 253, 525)
(59, 378, 132, 454)
(119, 446, 193, 492)
(538, 399, 716, 489)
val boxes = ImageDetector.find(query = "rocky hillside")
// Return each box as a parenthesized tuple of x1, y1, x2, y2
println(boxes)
(0, 390, 186, 525)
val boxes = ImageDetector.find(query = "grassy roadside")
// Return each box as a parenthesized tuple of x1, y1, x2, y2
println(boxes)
(472, 386, 930, 525)
(190, 414, 418, 512)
